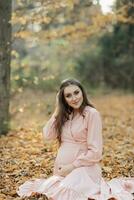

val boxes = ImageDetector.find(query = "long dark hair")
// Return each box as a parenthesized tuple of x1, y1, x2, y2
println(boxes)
(55, 78, 94, 145)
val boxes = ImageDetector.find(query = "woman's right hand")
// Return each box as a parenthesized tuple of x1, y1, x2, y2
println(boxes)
(58, 164, 75, 177)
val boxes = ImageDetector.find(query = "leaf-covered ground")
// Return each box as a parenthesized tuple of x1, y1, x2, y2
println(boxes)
(0, 91, 134, 200)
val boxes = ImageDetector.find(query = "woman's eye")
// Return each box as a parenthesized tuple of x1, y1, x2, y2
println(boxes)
(66, 94, 71, 98)
(74, 91, 79, 95)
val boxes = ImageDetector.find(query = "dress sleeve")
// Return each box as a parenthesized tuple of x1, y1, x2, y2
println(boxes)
(42, 114, 58, 141)
(72, 109, 103, 167)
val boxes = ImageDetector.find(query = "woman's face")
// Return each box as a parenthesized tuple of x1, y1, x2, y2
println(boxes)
(63, 85, 83, 110)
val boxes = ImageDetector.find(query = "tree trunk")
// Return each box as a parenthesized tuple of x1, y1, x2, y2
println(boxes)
(0, 0, 11, 135)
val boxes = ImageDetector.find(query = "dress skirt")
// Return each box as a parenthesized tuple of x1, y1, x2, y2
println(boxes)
(17, 168, 134, 200)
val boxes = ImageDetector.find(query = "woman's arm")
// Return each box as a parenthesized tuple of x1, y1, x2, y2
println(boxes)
(72, 109, 103, 167)
(43, 93, 59, 141)
(42, 111, 58, 141)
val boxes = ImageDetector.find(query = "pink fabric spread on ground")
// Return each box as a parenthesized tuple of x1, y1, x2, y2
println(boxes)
(17, 106, 134, 200)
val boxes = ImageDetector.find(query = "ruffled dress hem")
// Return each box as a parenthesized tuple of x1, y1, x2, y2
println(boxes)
(17, 175, 134, 200)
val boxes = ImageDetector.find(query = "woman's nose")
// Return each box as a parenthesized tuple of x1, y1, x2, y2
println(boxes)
(72, 95, 77, 101)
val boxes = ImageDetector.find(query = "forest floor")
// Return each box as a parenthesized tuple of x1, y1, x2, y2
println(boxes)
(0, 89, 134, 200)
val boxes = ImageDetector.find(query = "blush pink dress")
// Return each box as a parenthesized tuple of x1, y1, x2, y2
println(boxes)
(17, 106, 134, 200)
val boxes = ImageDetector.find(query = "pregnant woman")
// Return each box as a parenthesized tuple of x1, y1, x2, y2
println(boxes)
(17, 78, 134, 200)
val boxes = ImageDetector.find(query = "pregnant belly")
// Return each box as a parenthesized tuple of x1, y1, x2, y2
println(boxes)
(55, 142, 87, 165)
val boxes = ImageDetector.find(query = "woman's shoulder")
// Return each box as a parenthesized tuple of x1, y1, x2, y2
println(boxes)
(83, 105, 100, 116)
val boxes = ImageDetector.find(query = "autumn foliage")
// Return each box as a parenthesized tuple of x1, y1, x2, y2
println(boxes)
(0, 92, 134, 199)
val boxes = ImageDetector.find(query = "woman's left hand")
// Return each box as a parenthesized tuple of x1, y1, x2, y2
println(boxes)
(58, 164, 75, 177)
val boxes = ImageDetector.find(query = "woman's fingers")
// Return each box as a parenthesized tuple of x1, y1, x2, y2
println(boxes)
(56, 91, 60, 104)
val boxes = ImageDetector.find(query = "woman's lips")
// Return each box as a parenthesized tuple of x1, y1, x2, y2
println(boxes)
(72, 101, 79, 105)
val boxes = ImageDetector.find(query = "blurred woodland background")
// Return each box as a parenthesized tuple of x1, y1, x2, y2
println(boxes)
(0, 1, 134, 199)
(0, 0, 134, 132)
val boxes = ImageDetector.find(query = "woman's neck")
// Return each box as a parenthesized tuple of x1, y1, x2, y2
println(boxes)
(72, 109, 79, 118)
